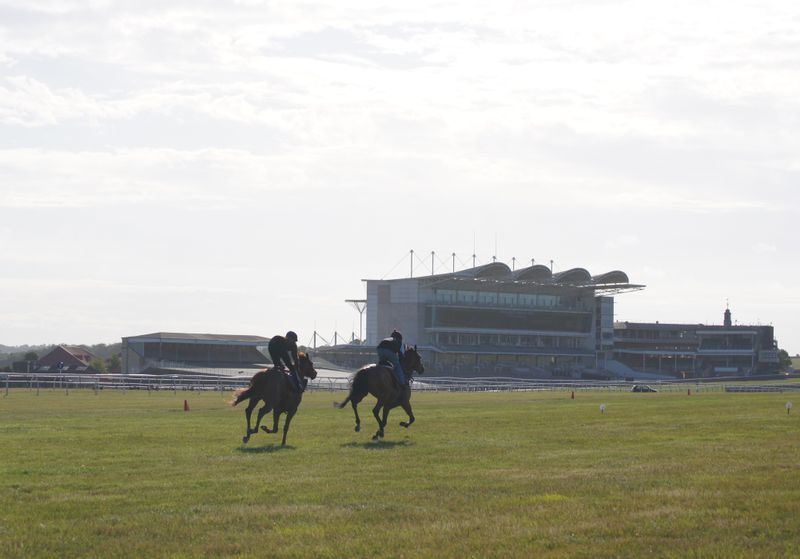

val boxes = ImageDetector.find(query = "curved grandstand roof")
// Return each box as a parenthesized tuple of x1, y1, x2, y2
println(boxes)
(513, 264, 553, 281)
(468, 262, 513, 279)
(591, 270, 630, 285)
(368, 261, 640, 291)
(552, 268, 592, 284)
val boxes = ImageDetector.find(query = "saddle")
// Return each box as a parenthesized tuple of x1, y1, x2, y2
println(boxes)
(377, 359, 394, 370)
(272, 365, 304, 391)
(375, 360, 408, 391)
(272, 364, 293, 378)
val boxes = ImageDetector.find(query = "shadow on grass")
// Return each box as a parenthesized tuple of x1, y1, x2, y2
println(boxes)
(341, 440, 413, 450)
(237, 444, 295, 454)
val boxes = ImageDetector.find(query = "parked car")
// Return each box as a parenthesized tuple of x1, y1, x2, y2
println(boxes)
(631, 384, 658, 393)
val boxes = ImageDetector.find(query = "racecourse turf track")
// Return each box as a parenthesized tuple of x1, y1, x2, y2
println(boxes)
(1, 388, 799, 558)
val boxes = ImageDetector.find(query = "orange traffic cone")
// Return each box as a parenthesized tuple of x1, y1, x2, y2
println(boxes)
(184, 399, 190, 411)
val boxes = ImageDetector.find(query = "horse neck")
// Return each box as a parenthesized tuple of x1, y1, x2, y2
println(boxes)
(401, 353, 416, 373)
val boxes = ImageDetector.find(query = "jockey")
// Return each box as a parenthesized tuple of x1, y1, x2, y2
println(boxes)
(268, 331, 303, 392)
(377, 329, 406, 386)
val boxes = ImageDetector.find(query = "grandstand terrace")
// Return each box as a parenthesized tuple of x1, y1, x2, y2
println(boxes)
(364, 262, 643, 378)
(121, 332, 271, 376)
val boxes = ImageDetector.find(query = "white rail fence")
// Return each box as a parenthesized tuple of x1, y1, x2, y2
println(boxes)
(3, 372, 799, 396)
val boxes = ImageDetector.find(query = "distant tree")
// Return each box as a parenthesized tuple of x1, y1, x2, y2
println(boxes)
(24, 351, 39, 362)
(89, 343, 122, 359)
(90, 358, 107, 373)
(108, 353, 121, 372)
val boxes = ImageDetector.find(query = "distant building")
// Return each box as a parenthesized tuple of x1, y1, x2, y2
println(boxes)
(613, 308, 780, 378)
(33, 345, 101, 374)
(363, 262, 642, 377)
(121, 332, 271, 375)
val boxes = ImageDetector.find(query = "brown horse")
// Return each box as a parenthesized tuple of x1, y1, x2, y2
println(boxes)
(232, 352, 318, 446)
(335, 346, 424, 441)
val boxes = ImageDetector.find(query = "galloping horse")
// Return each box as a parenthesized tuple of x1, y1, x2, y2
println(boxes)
(232, 352, 318, 446)
(335, 346, 424, 441)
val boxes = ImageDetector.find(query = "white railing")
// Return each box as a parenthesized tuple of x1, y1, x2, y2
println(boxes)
(3, 371, 797, 396)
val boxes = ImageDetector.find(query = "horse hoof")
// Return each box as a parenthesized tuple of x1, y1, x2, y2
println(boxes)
(400, 422, 409, 428)
(354, 425, 360, 433)
(261, 426, 271, 433)
(242, 436, 249, 444)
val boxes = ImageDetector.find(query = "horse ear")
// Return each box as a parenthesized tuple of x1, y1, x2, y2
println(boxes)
(414, 344, 417, 351)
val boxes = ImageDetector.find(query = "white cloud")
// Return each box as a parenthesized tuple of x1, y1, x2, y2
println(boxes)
(754, 243, 778, 254)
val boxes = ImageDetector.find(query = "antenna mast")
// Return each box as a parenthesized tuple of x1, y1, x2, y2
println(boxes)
(345, 299, 367, 344)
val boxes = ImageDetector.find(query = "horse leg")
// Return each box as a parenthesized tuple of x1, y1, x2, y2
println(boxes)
(253, 403, 272, 434)
(351, 400, 361, 432)
(381, 405, 391, 431)
(281, 409, 296, 446)
(242, 398, 258, 444)
(399, 397, 415, 429)
(372, 402, 385, 440)
(262, 409, 281, 435)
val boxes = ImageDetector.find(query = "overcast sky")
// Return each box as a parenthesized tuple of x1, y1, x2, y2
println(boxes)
(1, 0, 798, 352)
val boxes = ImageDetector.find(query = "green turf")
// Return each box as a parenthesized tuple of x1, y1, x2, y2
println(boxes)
(2, 388, 799, 558)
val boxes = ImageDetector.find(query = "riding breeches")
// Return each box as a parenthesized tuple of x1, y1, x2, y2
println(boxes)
(377, 347, 405, 385)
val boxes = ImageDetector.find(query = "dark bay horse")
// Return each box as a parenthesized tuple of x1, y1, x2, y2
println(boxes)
(232, 352, 318, 446)
(335, 346, 424, 441)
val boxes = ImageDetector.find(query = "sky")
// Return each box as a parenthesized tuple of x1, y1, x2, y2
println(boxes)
(1, 0, 798, 352)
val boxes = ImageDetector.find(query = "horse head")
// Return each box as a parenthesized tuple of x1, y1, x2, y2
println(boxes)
(402, 345, 424, 376)
(298, 352, 318, 380)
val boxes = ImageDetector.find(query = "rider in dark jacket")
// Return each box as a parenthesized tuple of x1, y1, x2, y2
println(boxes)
(268, 331, 303, 392)
(377, 329, 405, 386)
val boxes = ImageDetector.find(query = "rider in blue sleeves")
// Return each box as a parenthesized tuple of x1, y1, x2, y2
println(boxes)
(376, 329, 405, 386)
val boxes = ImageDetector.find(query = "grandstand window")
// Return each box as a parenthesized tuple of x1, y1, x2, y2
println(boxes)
(539, 295, 557, 307)
(433, 307, 592, 333)
(498, 293, 517, 306)
(436, 289, 456, 303)
(520, 336, 535, 347)
(441, 333, 459, 345)
(478, 291, 498, 304)
(457, 290, 476, 303)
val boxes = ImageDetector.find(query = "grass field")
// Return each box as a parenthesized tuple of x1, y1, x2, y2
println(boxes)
(2, 387, 799, 558)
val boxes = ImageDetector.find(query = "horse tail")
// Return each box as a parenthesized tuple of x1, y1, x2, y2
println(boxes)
(231, 386, 252, 407)
(334, 367, 372, 408)
(232, 369, 271, 406)
(334, 394, 351, 409)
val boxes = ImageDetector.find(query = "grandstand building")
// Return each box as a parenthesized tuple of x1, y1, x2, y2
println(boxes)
(364, 262, 643, 377)
(121, 332, 270, 375)
(613, 307, 780, 378)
